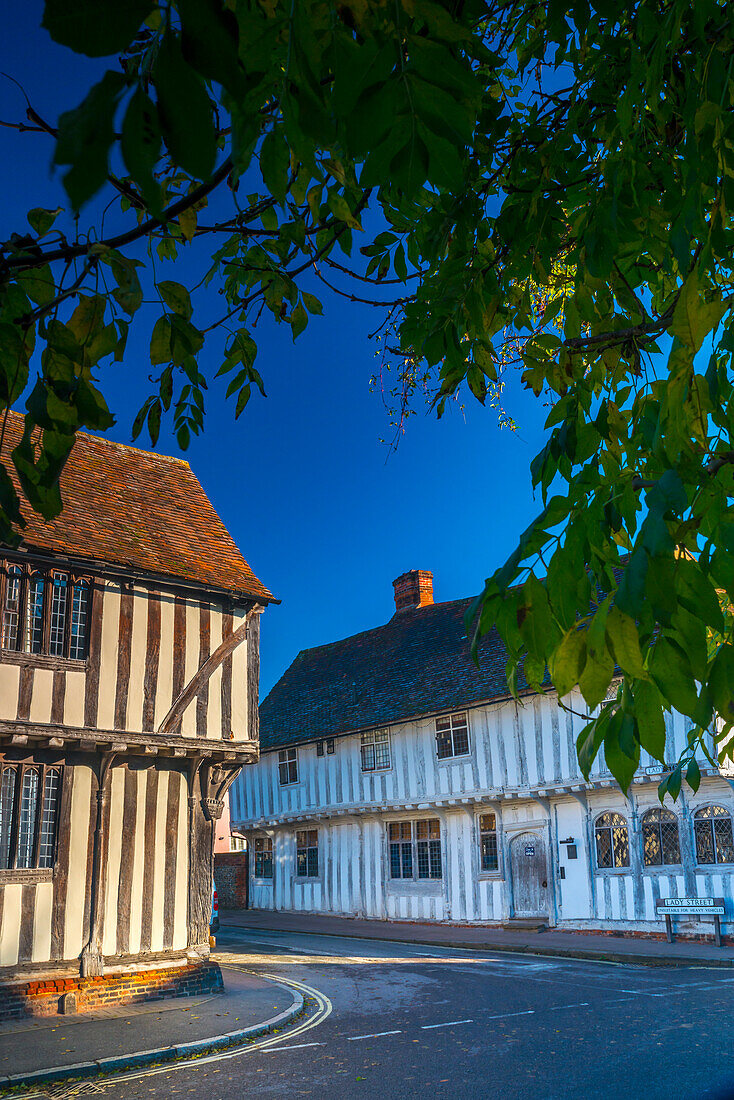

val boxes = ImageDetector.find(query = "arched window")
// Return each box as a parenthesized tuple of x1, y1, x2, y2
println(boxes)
(595, 812, 630, 869)
(694, 806, 734, 865)
(642, 808, 681, 866)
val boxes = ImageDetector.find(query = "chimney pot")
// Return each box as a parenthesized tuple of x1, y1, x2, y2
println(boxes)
(393, 570, 434, 612)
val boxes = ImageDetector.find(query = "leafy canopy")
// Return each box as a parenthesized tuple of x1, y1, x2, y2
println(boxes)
(2, 0, 734, 795)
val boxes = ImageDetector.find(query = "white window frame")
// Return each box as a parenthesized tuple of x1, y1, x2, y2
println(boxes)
(361, 729, 391, 771)
(435, 712, 470, 760)
(296, 829, 319, 878)
(478, 812, 499, 873)
(278, 747, 298, 785)
(387, 818, 442, 881)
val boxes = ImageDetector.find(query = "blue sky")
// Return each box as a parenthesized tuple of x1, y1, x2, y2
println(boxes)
(1, 4, 550, 695)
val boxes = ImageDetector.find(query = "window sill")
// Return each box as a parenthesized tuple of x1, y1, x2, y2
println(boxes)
(294, 876, 321, 885)
(0, 651, 87, 673)
(436, 753, 472, 766)
(0, 868, 53, 884)
(252, 877, 274, 886)
(477, 871, 503, 882)
(642, 865, 684, 874)
(387, 879, 444, 896)
(593, 867, 633, 876)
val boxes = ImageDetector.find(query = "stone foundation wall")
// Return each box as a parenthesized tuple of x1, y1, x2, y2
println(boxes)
(0, 959, 224, 1021)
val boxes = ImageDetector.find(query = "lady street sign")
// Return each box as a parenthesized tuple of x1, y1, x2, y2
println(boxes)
(655, 898, 726, 946)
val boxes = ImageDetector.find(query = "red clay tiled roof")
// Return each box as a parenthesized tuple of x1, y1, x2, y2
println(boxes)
(1, 411, 275, 602)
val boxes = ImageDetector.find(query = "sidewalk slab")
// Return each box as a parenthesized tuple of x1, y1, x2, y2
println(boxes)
(222, 908, 734, 968)
(0, 964, 300, 1088)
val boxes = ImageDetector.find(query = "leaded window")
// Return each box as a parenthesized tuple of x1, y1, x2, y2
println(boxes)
(278, 748, 298, 785)
(254, 836, 273, 878)
(595, 812, 630, 869)
(479, 813, 499, 871)
(694, 806, 734, 865)
(0, 763, 62, 870)
(388, 819, 442, 880)
(0, 560, 90, 660)
(642, 808, 681, 867)
(435, 712, 470, 759)
(361, 729, 391, 771)
(296, 829, 318, 877)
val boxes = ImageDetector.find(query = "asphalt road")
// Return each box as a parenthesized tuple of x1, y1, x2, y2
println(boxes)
(54, 927, 734, 1100)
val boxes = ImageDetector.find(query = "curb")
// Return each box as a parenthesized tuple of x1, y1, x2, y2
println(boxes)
(221, 923, 734, 970)
(0, 976, 304, 1093)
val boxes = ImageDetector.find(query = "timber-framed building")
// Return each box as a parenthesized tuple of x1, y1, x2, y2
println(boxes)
(233, 570, 734, 940)
(0, 412, 274, 1017)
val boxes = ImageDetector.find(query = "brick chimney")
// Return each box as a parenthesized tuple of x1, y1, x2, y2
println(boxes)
(393, 570, 434, 612)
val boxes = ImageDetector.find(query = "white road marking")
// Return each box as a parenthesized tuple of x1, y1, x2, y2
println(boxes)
(347, 1030, 403, 1041)
(619, 989, 668, 996)
(265, 1042, 326, 1051)
(485, 1010, 535, 1021)
(549, 1002, 591, 1011)
(421, 1019, 473, 1029)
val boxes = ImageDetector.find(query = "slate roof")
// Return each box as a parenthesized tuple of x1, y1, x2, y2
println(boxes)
(260, 597, 521, 750)
(1, 411, 275, 602)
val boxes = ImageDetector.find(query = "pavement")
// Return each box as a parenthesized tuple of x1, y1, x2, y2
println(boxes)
(222, 906, 734, 966)
(0, 963, 302, 1090)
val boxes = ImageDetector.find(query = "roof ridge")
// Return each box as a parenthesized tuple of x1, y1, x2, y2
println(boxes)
(292, 594, 475, 660)
(4, 409, 190, 467)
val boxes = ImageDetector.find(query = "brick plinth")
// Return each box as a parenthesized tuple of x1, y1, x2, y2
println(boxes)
(214, 852, 248, 908)
(0, 959, 223, 1022)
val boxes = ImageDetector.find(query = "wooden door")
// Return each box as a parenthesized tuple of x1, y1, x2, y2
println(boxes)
(510, 832, 549, 917)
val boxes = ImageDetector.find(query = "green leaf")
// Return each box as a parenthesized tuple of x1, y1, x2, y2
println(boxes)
(158, 281, 193, 320)
(634, 680, 666, 763)
(178, 0, 243, 96)
(260, 127, 290, 203)
(18, 264, 55, 307)
(150, 315, 172, 365)
(686, 757, 701, 794)
(302, 292, 323, 315)
(649, 638, 700, 722)
(27, 207, 62, 236)
(604, 711, 639, 793)
(517, 575, 554, 662)
(54, 71, 127, 209)
(670, 268, 726, 353)
(710, 644, 734, 729)
(42, 0, 152, 57)
(121, 87, 162, 213)
(0, 324, 30, 404)
(605, 606, 646, 678)
(579, 601, 613, 709)
(549, 628, 585, 698)
(153, 31, 216, 180)
(290, 302, 308, 340)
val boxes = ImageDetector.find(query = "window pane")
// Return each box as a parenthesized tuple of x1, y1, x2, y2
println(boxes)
(25, 578, 44, 654)
(714, 817, 734, 864)
(612, 825, 629, 867)
(0, 767, 16, 868)
(388, 823, 400, 842)
(595, 827, 612, 868)
(49, 574, 68, 656)
(390, 842, 402, 878)
(263, 853, 273, 877)
(660, 819, 681, 865)
(69, 583, 89, 660)
(436, 728, 453, 759)
(429, 839, 442, 878)
(37, 768, 61, 868)
(416, 820, 428, 840)
(362, 743, 375, 771)
(695, 819, 715, 864)
(480, 813, 496, 832)
(17, 768, 39, 868)
(452, 726, 469, 755)
(642, 823, 662, 866)
(2, 567, 22, 650)
(416, 839, 429, 878)
(401, 842, 412, 878)
(374, 740, 390, 768)
(307, 847, 318, 877)
(296, 831, 307, 846)
(481, 833, 498, 871)
(296, 850, 307, 876)
(427, 819, 440, 839)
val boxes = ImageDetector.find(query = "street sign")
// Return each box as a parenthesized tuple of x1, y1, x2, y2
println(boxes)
(655, 898, 725, 915)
